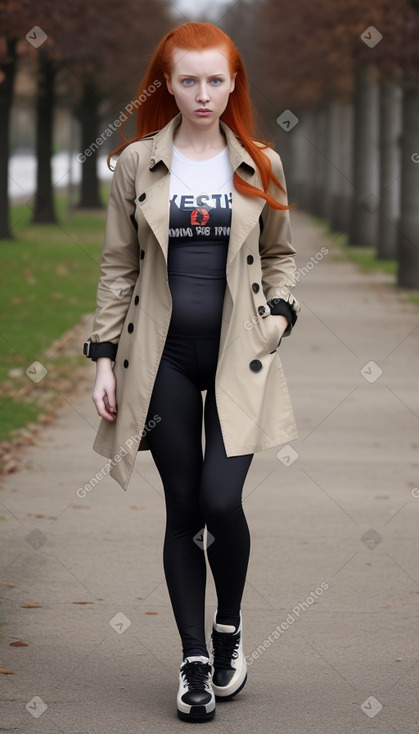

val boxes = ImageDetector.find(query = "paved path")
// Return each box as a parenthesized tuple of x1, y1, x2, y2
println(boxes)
(1, 210, 418, 733)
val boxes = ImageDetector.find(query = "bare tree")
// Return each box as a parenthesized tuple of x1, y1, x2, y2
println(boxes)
(0, 0, 34, 238)
(0, 37, 17, 238)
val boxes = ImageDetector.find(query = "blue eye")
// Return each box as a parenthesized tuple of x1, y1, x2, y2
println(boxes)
(182, 78, 195, 85)
(210, 78, 222, 85)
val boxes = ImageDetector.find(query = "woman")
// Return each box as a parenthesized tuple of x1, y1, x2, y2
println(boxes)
(83, 21, 300, 723)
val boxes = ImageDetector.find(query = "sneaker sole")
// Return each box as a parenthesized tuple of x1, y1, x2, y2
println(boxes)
(177, 705, 215, 722)
(213, 672, 247, 701)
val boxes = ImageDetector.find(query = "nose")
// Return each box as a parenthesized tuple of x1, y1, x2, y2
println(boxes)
(196, 82, 210, 103)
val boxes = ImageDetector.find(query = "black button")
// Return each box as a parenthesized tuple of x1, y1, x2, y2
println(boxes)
(258, 305, 266, 316)
(123, 359, 129, 368)
(252, 283, 260, 293)
(140, 249, 145, 259)
(249, 359, 263, 372)
(134, 295, 139, 305)
(247, 255, 254, 264)
(138, 193, 146, 202)
(127, 323, 134, 333)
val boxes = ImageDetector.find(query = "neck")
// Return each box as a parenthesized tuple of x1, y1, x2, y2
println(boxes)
(173, 116, 226, 154)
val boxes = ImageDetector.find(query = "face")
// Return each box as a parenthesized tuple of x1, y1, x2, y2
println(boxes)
(165, 47, 236, 126)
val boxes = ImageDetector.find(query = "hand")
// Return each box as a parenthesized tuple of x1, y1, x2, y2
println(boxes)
(92, 358, 117, 421)
(271, 314, 289, 339)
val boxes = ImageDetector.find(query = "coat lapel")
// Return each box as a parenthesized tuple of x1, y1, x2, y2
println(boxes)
(137, 113, 267, 266)
(139, 175, 171, 261)
(227, 185, 265, 267)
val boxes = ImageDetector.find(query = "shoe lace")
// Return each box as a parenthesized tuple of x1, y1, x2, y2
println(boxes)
(181, 660, 212, 691)
(211, 629, 240, 670)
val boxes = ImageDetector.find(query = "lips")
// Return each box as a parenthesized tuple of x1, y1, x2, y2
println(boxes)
(195, 108, 212, 114)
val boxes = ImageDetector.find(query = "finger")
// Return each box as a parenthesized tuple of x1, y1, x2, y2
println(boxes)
(93, 393, 116, 421)
(104, 391, 117, 414)
(98, 403, 117, 421)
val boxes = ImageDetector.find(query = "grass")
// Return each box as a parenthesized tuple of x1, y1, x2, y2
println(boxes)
(310, 216, 419, 308)
(0, 187, 110, 442)
(1, 195, 418, 444)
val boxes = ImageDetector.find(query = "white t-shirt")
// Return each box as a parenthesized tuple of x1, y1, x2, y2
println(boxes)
(169, 145, 233, 244)
(167, 145, 234, 336)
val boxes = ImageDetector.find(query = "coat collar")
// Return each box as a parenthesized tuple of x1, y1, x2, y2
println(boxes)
(148, 112, 257, 176)
(140, 112, 266, 267)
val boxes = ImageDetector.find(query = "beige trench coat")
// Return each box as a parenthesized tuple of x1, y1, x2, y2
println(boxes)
(88, 113, 301, 490)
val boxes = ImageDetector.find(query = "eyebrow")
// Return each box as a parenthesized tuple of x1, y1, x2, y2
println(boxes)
(178, 73, 227, 78)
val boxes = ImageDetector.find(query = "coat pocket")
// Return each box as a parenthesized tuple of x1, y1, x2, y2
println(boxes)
(258, 313, 283, 352)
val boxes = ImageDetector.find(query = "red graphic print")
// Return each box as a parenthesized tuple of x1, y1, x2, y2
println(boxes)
(191, 208, 210, 226)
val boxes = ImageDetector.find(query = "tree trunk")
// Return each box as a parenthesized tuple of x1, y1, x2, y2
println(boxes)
(332, 103, 354, 233)
(324, 101, 342, 226)
(313, 106, 328, 218)
(299, 111, 317, 214)
(0, 38, 17, 240)
(398, 82, 419, 288)
(32, 49, 57, 223)
(287, 109, 304, 203)
(377, 81, 402, 259)
(276, 127, 292, 184)
(349, 65, 380, 246)
(78, 80, 103, 209)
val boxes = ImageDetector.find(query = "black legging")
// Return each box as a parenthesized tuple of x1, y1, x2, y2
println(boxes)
(145, 331, 253, 659)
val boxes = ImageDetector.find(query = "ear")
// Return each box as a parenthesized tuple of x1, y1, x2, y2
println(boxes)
(164, 72, 174, 96)
(229, 72, 237, 94)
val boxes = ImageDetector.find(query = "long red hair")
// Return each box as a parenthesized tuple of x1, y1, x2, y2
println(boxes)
(109, 22, 290, 210)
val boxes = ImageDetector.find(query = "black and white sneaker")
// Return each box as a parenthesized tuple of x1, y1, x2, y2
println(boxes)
(210, 610, 247, 700)
(177, 655, 215, 722)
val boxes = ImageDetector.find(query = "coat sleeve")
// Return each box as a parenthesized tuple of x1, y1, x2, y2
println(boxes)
(88, 147, 140, 346)
(258, 148, 301, 337)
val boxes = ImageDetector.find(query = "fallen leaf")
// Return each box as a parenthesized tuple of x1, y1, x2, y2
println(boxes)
(145, 612, 158, 615)
(4, 460, 18, 473)
(1, 582, 16, 587)
(129, 506, 145, 510)
(395, 658, 402, 662)
(55, 264, 70, 276)
(0, 668, 14, 674)
(72, 601, 94, 605)
(382, 604, 391, 608)
(38, 414, 56, 424)
(10, 641, 28, 647)
(8, 368, 23, 378)
(365, 562, 372, 566)
(21, 603, 41, 608)
(26, 513, 45, 518)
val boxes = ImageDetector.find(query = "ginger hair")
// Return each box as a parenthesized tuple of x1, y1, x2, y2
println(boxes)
(108, 22, 290, 210)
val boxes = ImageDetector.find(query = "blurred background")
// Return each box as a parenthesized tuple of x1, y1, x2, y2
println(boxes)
(1, 0, 419, 272)
(0, 0, 418, 442)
